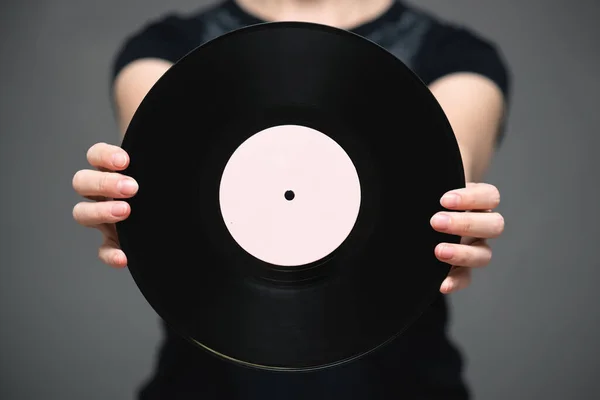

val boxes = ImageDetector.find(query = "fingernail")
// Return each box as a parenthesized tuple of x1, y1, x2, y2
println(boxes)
(117, 179, 138, 195)
(442, 280, 453, 293)
(112, 153, 127, 168)
(112, 203, 128, 216)
(438, 244, 454, 259)
(441, 193, 460, 208)
(113, 253, 126, 267)
(431, 213, 451, 230)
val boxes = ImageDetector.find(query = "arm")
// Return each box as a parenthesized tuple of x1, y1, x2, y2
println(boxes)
(429, 72, 506, 182)
(71, 59, 173, 268)
(72, 15, 193, 268)
(428, 72, 507, 293)
(113, 58, 173, 135)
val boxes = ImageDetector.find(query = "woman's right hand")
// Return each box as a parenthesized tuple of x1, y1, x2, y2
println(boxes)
(72, 142, 139, 268)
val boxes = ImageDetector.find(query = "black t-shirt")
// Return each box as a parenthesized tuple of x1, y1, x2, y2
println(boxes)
(112, 1, 510, 399)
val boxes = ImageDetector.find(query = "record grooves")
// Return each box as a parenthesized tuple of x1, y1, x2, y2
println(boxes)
(117, 21, 465, 371)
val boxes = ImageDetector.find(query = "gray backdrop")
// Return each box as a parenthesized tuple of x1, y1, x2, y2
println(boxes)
(1, 0, 598, 399)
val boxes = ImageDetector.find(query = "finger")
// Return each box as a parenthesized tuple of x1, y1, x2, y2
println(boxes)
(84, 195, 107, 202)
(72, 169, 138, 199)
(430, 211, 504, 239)
(72, 200, 131, 226)
(460, 236, 480, 246)
(435, 240, 492, 268)
(440, 267, 472, 294)
(440, 182, 501, 211)
(97, 222, 120, 243)
(86, 142, 130, 171)
(98, 236, 127, 268)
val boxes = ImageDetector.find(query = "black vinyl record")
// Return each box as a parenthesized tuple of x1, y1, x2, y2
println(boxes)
(117, 21, 465, 372)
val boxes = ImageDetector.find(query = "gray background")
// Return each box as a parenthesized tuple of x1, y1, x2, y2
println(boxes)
(1, 0, 598, 399)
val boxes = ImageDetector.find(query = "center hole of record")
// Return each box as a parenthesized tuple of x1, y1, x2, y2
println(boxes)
(284, 190, 295, 201)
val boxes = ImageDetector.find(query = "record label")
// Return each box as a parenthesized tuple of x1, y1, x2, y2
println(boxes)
(219, 124, 361, 267)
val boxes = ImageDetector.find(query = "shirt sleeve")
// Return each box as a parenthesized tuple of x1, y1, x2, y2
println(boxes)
(416, 24, 511, 101)
(111, 14, 191, 82)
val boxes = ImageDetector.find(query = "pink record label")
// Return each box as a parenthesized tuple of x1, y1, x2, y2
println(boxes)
(219, 125, 361, 267)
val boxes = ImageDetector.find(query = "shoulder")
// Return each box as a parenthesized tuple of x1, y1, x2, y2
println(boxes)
(377, 4, 511, 100)
(111, 3, 238, 82)
(413, 9, 511, 99)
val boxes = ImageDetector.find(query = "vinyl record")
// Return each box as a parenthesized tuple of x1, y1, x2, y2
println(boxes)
(117, 21, 465, 372)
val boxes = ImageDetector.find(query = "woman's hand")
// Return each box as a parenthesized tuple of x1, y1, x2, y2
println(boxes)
(430, 182, 505, 294)
(72, 142, 138, 268)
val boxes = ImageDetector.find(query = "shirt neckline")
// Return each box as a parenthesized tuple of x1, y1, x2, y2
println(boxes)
(222, 0, 406, 37)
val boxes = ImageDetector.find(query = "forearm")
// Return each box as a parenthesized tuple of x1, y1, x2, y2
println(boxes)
(457, 141, 495, 183)
(113, 58, 174, 137)
(455, 120, 497, 182)
(429, 72, 505, 183)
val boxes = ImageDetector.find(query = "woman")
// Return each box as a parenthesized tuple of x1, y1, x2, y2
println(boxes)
(72, 0, 509, 398)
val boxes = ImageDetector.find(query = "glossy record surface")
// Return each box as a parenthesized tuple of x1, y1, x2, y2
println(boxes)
(116, 21, 465, 371)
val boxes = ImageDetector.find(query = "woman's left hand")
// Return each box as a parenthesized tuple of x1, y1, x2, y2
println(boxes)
(430, 182, 505, 294)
